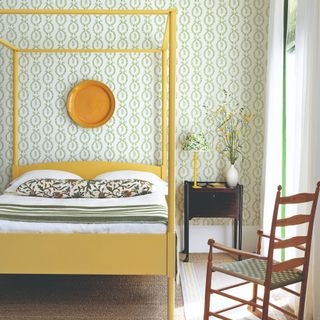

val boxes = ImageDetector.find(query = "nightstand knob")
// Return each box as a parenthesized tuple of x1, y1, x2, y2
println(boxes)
(212, 194, 216, 198)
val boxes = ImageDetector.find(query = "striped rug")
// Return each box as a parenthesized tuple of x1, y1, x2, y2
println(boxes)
(180, 261, 203, 320)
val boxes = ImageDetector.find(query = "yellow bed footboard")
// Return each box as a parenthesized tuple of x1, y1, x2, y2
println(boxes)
(0, 233, 168, 275)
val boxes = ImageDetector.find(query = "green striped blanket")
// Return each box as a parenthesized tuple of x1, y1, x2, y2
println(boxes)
(0, 203, 168, 224)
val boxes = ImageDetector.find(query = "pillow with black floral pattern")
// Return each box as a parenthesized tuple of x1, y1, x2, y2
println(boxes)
(16, 179, 153, 199)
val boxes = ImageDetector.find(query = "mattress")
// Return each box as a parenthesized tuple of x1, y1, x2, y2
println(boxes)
(0, 193, 167, 234)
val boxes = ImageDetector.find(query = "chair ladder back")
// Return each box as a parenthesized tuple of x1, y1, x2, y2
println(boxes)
(276, 214, 311, 227)
(266, 183, 320, 283)
(300, 182, 320, 276)
(272, 257, 305, 272)
(279, 192, 315, 204)
(295, 182, 320, 320)
(273, 236, 307, 249)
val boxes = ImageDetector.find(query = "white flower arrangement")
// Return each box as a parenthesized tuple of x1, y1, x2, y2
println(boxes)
(205, 91, 253, 165)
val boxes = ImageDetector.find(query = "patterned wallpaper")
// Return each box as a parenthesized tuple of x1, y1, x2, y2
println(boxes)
(0, 0, 269, 226)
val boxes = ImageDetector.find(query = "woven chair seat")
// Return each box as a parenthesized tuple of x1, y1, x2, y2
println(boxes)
(212, 258, 304, 290)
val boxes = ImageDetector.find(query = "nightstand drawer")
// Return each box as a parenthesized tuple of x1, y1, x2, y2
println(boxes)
(189, 191, 240, 218)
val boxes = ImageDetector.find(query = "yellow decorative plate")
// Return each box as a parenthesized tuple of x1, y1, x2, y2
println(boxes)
(67, 80, 115, 128)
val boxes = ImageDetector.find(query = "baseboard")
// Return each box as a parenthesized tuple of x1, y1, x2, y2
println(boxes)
(176, 225, 258, 253)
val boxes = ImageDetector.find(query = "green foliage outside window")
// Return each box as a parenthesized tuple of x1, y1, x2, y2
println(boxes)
(287, 0, 297, 52)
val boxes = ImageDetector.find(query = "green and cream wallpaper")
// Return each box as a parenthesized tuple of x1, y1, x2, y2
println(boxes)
(0, 0, 269, 227)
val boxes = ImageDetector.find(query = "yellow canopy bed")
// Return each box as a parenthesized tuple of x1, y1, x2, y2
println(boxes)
(0, 9, 176, 320)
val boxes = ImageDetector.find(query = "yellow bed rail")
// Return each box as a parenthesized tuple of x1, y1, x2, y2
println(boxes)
(0, 9, 171, 15)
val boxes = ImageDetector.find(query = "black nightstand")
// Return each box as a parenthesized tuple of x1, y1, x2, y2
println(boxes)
(183, 181, 243, 262)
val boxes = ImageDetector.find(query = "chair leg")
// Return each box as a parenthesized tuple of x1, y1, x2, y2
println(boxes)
(251, 283, 258, 312)
(203, 267, 212, 319)
(297, 281, 307, 320)
(262, 286, 271, 320)
(204, 246, 213, 320)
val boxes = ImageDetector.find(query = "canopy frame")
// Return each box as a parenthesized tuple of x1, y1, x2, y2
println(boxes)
(0, 9, 175, 187)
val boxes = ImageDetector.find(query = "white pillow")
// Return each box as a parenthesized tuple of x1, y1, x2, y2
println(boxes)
(94, 170, 168, 195)
(5, 170, 82, 193)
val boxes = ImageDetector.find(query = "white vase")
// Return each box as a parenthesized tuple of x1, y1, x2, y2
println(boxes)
(226, 164, 238, 188)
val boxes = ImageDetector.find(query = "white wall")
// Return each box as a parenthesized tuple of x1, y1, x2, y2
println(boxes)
(176, 225, 257, 253)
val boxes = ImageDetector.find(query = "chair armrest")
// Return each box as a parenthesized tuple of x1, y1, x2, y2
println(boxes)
(257, 230, 272, 239)
(208, 239, 267, 260)
(258, 231, 282, 242)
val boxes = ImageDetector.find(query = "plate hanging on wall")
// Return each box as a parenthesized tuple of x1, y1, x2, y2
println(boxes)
(67, 80, 115, 128)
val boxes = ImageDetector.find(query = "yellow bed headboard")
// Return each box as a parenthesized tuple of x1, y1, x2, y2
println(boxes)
(12, 161, 165, 180)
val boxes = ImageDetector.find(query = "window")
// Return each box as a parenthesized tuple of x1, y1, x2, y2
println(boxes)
(282, 0, 298, 261)
(287, 0, 297, 53)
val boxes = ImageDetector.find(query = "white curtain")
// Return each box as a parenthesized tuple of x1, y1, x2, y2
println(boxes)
(261, 0, 284, 257)
(262, 0, 301, 265)
(263, 0, 320, 318)
(295, 0, 320, 318)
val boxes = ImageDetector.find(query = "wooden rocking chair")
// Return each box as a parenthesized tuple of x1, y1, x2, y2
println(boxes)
(204, 182, 320, 320)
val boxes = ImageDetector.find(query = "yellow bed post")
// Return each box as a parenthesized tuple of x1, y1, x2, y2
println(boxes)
(12, 50, 19, 171)
(167, 8, 176, 320)
(161, 15, 169, 181)
(161, 49, 167, 180)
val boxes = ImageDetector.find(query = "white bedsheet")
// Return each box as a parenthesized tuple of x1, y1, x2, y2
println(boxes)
(0, 193, 167, 234)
